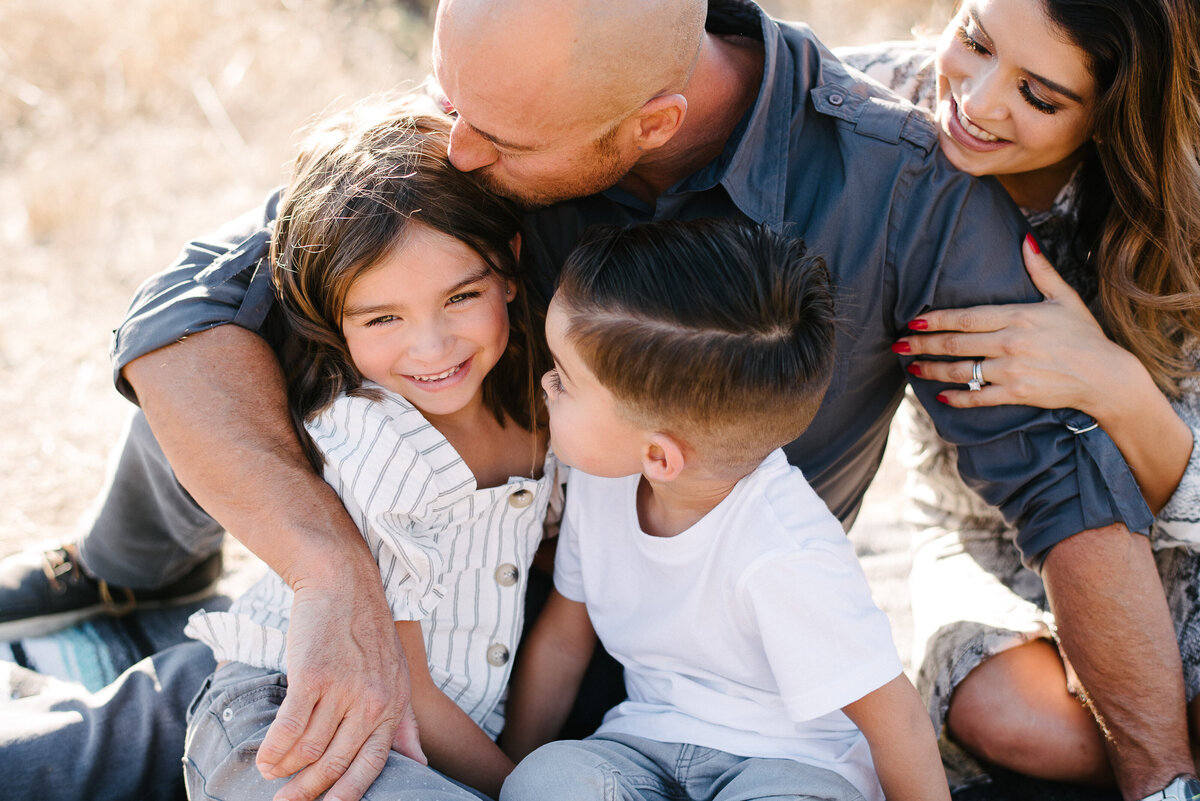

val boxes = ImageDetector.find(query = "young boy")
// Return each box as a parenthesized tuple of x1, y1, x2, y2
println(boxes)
(500, 219, 950, 801)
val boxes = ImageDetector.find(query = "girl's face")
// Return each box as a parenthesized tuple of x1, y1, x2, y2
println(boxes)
(341, 222, 515, 424)
(934, 0, 1096, 179)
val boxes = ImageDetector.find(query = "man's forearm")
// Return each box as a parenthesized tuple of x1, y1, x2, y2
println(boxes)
(122, 324, 376, 585)
(1043, 523, 1193, 799)
(123, 324, 424, 799)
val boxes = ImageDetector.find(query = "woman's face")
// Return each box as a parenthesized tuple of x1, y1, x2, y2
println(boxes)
(934, 0, 1096, 179)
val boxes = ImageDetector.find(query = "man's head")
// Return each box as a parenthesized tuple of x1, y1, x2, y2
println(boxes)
(432, 0, 706, 208)
(542, 218, 837, 480)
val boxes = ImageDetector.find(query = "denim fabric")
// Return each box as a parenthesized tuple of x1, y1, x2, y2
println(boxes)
(0, 641, 216, 801)
(76, 409, 225, 589)
(184, 662, 491, 801)
(501, 732, 865, 801)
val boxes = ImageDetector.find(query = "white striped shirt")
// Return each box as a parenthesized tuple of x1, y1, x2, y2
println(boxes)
(185, 386, 557, 736)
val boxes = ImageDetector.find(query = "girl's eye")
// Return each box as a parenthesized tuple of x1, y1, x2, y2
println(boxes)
(364, 314, 397, 327)
(955, 26, 989, 56)
(1019, 81, 1058, 114)
(545, 369, 564, 394)
(448, 290, 482, 305)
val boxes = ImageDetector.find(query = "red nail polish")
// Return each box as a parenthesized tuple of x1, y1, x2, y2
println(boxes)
(908, 319, 928, 330)
(891, 342, 911, 354)
(1025, 233, 1041, 255)
(907, 364, 922, 377)
(936, 393, 949, 404)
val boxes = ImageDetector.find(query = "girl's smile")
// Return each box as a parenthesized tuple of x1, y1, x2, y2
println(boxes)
(341, 222, 514, 424)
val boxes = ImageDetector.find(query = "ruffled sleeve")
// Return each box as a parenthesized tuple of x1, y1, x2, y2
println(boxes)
(309, 389, 471, 620)
(1153, 354, 1200, 548)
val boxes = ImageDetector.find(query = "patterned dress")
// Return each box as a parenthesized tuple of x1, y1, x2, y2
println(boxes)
(839, 40, 1200, 788)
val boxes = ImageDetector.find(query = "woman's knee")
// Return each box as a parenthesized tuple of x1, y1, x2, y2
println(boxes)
(946, 640, 1108, 782)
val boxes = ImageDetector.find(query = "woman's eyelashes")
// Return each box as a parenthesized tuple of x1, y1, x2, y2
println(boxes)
(955, 25, 1059, 115)
(1019, 82, 1058, 114)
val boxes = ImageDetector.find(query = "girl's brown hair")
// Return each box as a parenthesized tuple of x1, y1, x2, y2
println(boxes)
(1048, 0, 1200, 394)
(270, 97, 548, 464)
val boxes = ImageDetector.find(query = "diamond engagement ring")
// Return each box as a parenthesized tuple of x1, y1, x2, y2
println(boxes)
(968, 359, 985, 392)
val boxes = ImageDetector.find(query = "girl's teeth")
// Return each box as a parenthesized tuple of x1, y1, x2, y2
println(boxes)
(413, 364, 461, 382)
(958, 105, 1000, 142)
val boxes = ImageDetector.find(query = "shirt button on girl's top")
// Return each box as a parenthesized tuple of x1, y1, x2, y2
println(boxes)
(486, 643, 510, 666)
(508, 489, 533, 508)
(495, 563, 519, 587)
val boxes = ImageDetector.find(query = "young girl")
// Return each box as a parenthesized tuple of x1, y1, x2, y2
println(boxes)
(841, 0, 1200, 794)
(182, 97, 553, 801)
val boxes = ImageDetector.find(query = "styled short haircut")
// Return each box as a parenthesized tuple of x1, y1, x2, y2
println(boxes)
(270, 96, 548, 465)
(555, 218, 836, 474)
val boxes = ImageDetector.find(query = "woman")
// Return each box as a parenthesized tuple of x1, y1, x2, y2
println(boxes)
(839, 0, 1200, 790)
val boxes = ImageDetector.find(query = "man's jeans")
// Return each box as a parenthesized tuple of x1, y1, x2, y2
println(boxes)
(1, 641, 216, 801)
(76, 410, 225, 588)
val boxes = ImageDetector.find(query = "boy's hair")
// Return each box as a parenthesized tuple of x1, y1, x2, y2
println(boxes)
(270, 96, 548, 464)
(556, 218, 836, 475)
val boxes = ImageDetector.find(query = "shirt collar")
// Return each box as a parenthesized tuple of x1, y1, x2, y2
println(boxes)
(673, 0, 797, 226)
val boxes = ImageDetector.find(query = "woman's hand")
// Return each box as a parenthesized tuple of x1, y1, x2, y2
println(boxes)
(897, 234, 1134, 417)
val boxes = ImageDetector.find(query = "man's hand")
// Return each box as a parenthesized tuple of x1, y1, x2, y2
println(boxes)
(258, 583, 425, 801)
(125, 324, 424, 800)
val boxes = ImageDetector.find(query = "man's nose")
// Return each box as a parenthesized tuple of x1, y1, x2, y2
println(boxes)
(448, 118, 500, 173)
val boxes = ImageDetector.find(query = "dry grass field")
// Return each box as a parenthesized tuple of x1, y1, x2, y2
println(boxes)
(0, 0, 949, 554)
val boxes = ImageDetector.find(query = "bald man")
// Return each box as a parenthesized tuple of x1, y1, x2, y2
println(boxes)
(0, 1, 1191, 800)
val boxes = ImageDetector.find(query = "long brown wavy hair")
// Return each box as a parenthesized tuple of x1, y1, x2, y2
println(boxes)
(270, 96, 548, 465)
(1047, 0, 1200, 395)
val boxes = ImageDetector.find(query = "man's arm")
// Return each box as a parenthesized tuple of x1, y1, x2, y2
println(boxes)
(124, 324, 423, 801)
(1042, 523, 1194, 799)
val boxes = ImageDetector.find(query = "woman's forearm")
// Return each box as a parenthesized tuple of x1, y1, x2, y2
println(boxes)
(1082, 347, 1192, 513)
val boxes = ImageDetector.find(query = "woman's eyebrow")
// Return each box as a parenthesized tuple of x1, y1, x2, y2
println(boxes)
(969, 8, 1085, 103)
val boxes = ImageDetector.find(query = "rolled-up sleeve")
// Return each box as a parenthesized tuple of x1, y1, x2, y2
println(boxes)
(890, 158, 1153, 568)
(110, 190, 283, 403)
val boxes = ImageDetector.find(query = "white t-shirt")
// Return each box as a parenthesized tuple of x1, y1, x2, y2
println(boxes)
(186, 386, 556, 737)
(554, 449, 902, 801)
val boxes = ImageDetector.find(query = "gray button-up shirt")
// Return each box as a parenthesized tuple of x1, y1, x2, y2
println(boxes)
(110, 0, 1151, 568)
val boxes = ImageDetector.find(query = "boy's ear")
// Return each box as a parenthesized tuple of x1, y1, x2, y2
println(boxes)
(641, 432, 686, 483)
(509, 232, 522, 261)
(632, 94, 687, 152)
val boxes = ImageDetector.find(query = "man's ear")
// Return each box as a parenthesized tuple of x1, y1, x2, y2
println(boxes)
(632, 94, 688, 151)
(641, 432, 686, 483)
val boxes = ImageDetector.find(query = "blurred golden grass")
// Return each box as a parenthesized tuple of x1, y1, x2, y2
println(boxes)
(0, 0, 948, 549)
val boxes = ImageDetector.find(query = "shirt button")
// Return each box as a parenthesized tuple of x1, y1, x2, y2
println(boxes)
(486, 643, 510, 666)
(508, 489, 533, 508)
(221, 707, 234, 722)
(829, 93, 844, 106)
(495, 563, 519, 587)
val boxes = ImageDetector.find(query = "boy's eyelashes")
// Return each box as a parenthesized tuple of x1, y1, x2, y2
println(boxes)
(544, 368, 565, 394)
